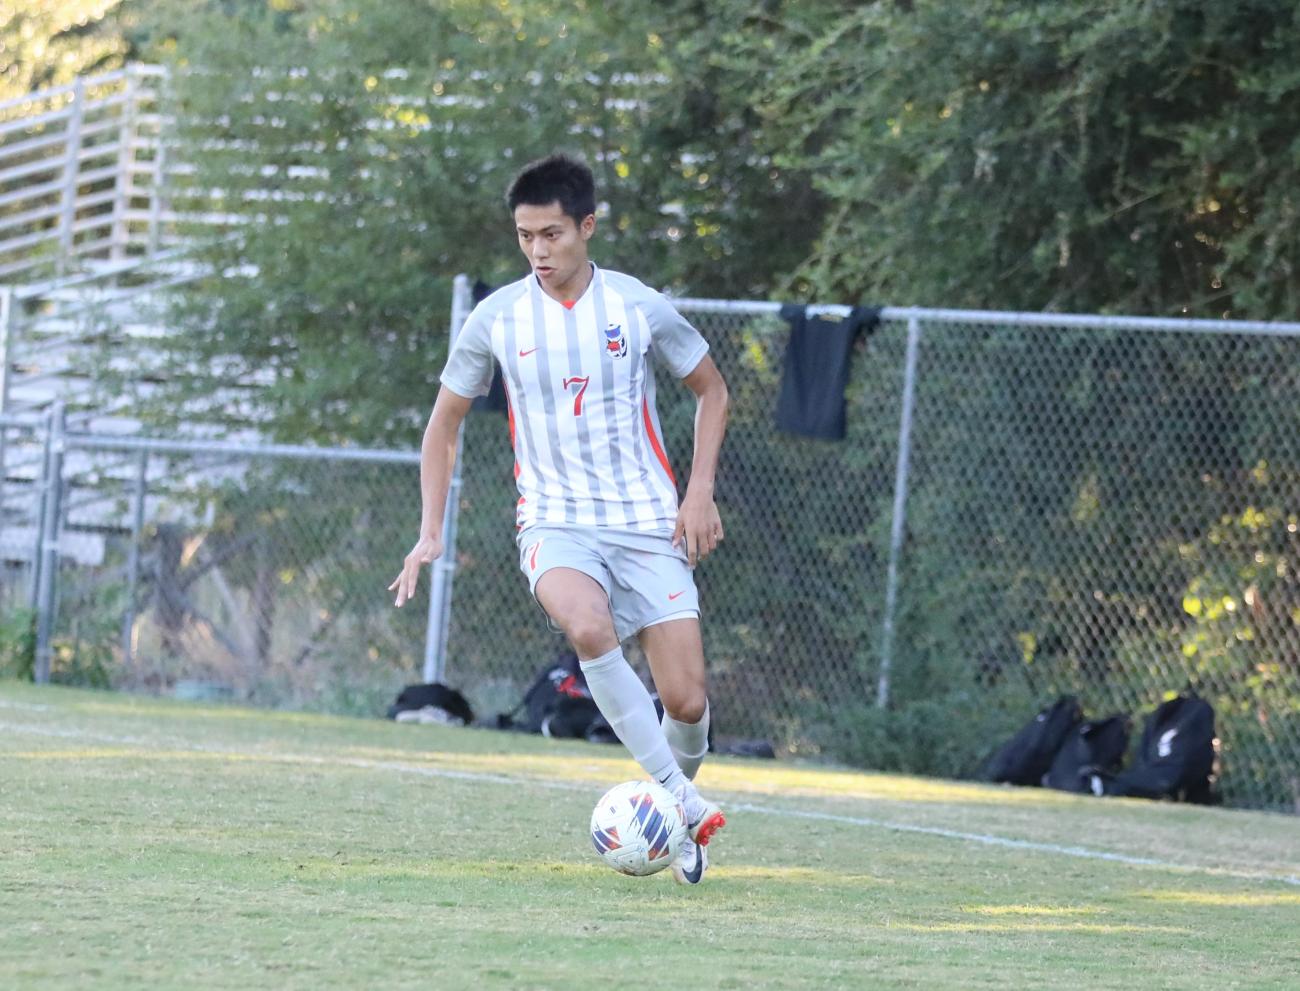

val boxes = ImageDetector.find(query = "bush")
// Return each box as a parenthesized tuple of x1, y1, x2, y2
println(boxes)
(814, 678, 1037, 781)
(0, 607, 35, 680)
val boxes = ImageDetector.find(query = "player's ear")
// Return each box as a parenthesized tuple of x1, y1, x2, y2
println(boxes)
(579, 213, 595, 240)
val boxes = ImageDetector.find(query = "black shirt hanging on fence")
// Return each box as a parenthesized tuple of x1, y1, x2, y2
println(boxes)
(775, 304, 880, 440)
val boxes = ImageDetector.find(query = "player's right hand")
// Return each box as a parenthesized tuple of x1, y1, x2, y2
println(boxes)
(389, 534, 444, 607)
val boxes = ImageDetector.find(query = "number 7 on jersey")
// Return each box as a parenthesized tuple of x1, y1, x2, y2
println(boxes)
(563, 375, 590, 416)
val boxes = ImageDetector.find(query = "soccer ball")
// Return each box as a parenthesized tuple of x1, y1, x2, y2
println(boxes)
(589, 780, 688, 876)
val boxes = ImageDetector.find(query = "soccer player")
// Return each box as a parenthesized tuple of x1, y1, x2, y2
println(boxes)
(390, 153, 729, 885)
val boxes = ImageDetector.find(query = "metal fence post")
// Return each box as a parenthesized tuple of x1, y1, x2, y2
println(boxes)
(121, 450, 149, 672)
(110, 65, 139, 261)
(57, 77, 87, 276)
(33, 402, 67, 683)
(0, 288, 14, 553)
(0, 286, 13, 411)
(422, 274, 473, 684)
(877, 313, 923, 709)
(146, 69, 170, 257)
(27, 411, 51, 610)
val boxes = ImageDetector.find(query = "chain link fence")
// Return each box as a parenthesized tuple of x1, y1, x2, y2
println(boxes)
(0, 418, 41, 670)
(0, 418, 426, 714)
(445, 303, 901, 746)
(880, 310, 1300, 812)
(3, 291, 1299, 811)
(447, 291, 1300, 812)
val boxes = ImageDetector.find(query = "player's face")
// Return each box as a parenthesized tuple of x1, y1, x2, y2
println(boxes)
(515, 202, 595, 299)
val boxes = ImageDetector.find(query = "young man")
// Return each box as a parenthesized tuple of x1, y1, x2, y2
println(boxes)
(390, 153, 729, 885)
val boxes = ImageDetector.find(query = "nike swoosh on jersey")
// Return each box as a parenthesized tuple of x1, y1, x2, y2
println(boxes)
(668, 590, 685, 600)
(519, 347, 539, 357)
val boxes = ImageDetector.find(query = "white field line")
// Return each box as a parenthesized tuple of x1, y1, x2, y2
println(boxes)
(3, 715, 1298, 889)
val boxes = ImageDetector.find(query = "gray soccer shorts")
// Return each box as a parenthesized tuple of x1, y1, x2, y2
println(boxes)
(517, 525, 701, 641)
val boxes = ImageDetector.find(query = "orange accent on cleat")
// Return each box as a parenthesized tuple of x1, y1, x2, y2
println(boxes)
(693, 811, 727, 847)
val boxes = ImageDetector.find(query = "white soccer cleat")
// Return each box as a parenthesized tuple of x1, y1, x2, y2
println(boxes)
(672, 831, 707, 885)
(671, 782, 726, 885)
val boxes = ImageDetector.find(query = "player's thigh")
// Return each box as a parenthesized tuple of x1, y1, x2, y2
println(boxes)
(639, 618, 707, 722)
(519, 530, 618, 656)
(538, 564, 613, 624)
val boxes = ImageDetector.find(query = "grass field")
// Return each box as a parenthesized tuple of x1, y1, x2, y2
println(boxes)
(2, 682, 1298, 990)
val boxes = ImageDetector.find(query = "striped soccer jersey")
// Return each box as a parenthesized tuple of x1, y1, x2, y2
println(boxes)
(440, 263, 709, 532)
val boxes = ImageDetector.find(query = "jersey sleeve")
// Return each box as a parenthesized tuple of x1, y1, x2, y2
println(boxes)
(644, 291, 709, 378)
(439, 305, 496, 398)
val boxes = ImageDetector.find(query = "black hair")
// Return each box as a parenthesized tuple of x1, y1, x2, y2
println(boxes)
(506, 153, 596, 225)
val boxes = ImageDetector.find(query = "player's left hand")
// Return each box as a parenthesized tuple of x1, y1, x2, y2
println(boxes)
(673, 489, 723, 568)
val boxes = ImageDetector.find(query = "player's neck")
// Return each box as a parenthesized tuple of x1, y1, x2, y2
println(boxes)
(539, 260, 593, 305)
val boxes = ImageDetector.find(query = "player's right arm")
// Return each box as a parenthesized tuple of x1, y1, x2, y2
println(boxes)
(391, 291, 499, 606)
(389, 386, 474, 607)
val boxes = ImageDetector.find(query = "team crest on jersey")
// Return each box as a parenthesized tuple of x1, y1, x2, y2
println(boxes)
(604, 323, 627, 359)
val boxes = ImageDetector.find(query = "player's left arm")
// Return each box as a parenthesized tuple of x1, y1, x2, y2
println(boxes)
(674, 354, 729, 567)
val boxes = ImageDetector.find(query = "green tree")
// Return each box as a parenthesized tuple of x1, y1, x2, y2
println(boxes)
(728, 0, 1300, 318)
(104, 0, 826, 723)
(136, 0, 822, 445)
(1, 0, 132, 102)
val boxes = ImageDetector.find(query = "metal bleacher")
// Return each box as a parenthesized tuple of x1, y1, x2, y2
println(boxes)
(0, 65, 223, 572)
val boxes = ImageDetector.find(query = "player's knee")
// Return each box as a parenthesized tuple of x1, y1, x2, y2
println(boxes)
(661, 691, 707, 725)
(560, 609, 617, 657)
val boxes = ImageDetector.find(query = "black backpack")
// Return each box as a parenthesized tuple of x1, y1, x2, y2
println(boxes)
(985, 696, 1083, 786)
(1043, 714, 1130, 793)
(386, 682, 475, 725)
(1098, 696, 1217, 803)
(499, 652, 606, 740)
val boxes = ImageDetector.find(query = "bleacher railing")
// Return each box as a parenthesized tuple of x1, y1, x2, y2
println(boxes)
(0, 407, 425, 713)
(0, 65, 175, 282)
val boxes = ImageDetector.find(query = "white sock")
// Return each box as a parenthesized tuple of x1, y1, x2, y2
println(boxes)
(581, 647, 688, 794)
(662, 699, 710, 780)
